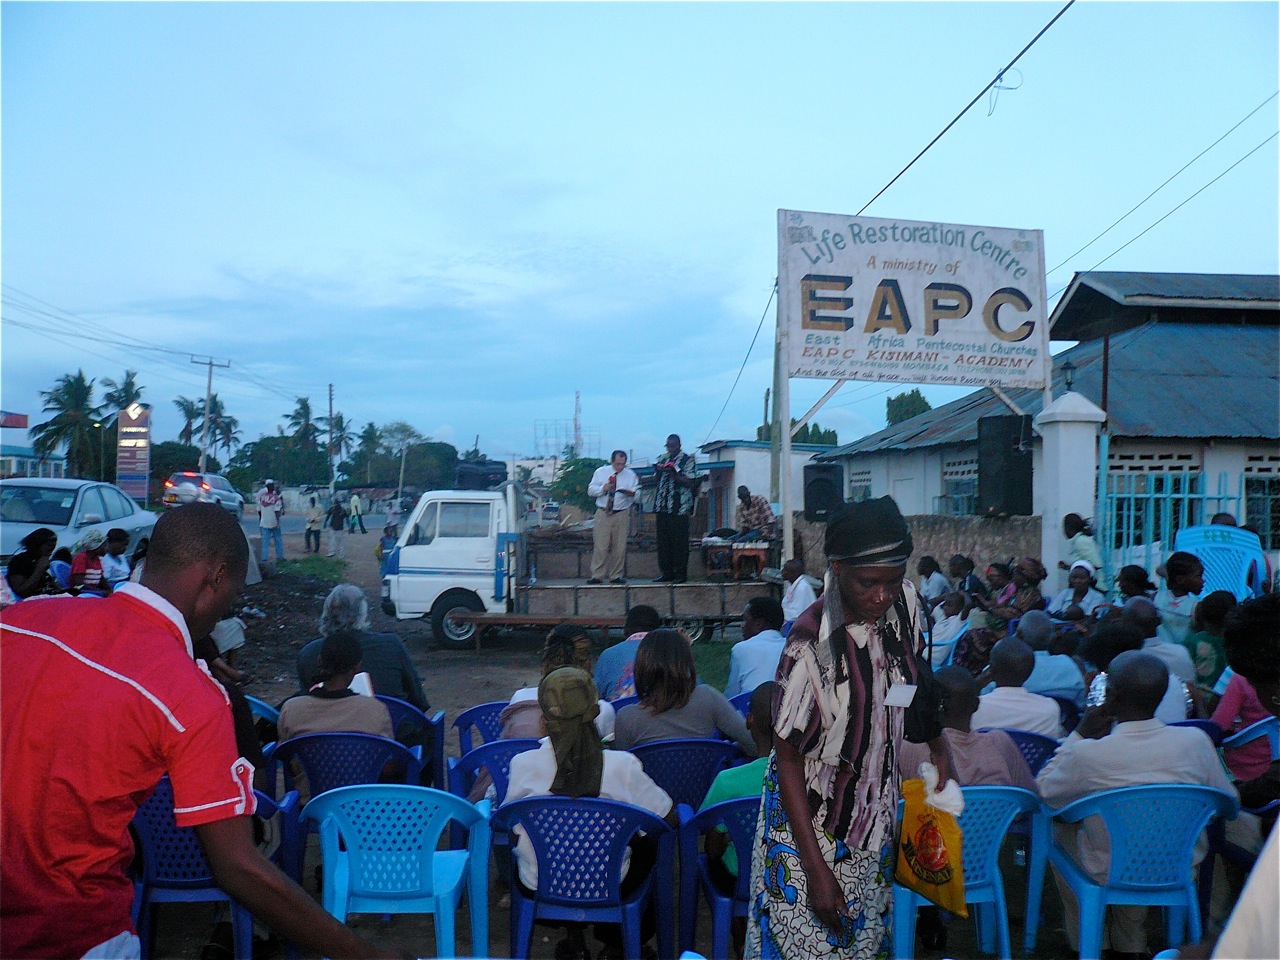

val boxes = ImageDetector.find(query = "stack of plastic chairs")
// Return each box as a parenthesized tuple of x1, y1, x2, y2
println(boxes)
(1173, 524, 1267, 600)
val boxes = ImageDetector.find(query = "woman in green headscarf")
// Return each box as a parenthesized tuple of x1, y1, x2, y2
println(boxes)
(503, 667, 676, 960)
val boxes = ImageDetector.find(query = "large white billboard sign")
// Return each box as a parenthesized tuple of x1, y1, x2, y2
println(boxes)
(778, 209, 1049, 389)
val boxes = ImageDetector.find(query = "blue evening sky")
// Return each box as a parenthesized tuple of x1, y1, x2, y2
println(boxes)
(3, 2, 1277, 465)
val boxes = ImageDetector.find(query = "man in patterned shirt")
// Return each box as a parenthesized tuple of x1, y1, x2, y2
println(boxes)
(652, 433, 699, 583)
(735, 485, 776, 539)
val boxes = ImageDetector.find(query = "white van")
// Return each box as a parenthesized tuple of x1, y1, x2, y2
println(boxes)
(380, 484, 525, 647)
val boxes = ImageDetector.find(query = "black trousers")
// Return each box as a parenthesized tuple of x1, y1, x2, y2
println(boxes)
(655, 512, 690, 580)
(304, 528, 321, 552)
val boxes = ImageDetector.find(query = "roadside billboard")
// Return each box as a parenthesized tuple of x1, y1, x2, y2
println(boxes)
(778, 209, 1049, 389)
(116, 402, 151, 503)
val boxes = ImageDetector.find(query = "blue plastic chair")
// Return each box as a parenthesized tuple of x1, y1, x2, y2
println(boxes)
(1171, 719, 1225, 747)
(929, 618, 968, 668)
(266, 732, 423, 797)
(1221, 714, 1280, 767)
(49, 558, 72, 589)
(727, 690, 752, 719)
(611, 694, 640, 713)
(991, 729, 1060, 777)
(1174, 524, 1266, 599)
(496, 796, 675, 960)
(677, 796, 761, 957)
(1048, 784, 1239, 960)
(893, 786, 1040, 960)
(453, 700, 507, 755)
(629, 738, 740, 810)
(302, 784, 491, 958)
(447, 737, 541, 806)
(245, 695, 280, 724)
(1051, 695, 1081, 734)
(131, 777, 302, 960)
(376, 695, 447, 788)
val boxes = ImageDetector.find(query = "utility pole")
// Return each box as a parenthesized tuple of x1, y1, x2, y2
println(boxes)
(191, 355, 230, 472)
(328, 383, 336, 496)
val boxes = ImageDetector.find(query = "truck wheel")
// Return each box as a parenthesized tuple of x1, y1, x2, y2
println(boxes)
(431, 592, 485, 648)
(673, 619, 712, 644)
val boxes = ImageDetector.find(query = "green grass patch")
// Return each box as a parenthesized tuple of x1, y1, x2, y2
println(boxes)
(692, 639, 735, 693)
(275, 555, 346, 582)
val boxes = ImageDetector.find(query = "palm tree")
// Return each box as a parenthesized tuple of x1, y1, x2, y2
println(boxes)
(30, 370, 102, 478)
(216, 415, 241, 461)
(286, 397, 320, 450)
(173, 396, 201, 445)
(355, 422, 383, 483)
(382, 421, 425, 503)
(101, 370, 144, 412)
(195, 394, 227, 453)
(318, 411, 355, 461)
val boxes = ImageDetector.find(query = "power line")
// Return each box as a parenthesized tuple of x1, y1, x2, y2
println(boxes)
(1081, 131, 1278, 274)
(1049, 129, 1278, 300)
(701, 281, 776, 445)
(856, 0, 1076, 216)
(1048, 91, 1279, 274)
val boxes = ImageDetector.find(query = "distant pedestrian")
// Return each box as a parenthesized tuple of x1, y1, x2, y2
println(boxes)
(255, 479, 285, 562)
(652, 433, 698, 583)
(385, 499, 400, 535)
(348, 492, 367, 534)
(303, 496, 324, 554)
(325, 499, 348, 559)
(586, 450, 638, 584)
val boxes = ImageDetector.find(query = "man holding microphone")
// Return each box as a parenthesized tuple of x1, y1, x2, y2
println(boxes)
(586, 450, 639, 585)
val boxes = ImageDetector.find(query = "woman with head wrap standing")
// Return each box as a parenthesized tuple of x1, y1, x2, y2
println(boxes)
(744, 497, 953, 959)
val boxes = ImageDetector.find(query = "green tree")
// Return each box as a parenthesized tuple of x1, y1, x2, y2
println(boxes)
(102, 370, 144, 411)
(30, 370, 103, 478)
(549, 456, 607, 513)
(215, 415, 241, 461)
(227, 435, 326, 489)
(886, 388, 932, 426)
(319, 411, 355, 461)
(173, 396, 202, 445)
(285, 397, 321, 450)
(756, 419, 838, 445)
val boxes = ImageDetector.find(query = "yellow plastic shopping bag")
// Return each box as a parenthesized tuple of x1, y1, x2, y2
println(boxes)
(895, 777, 967, 917)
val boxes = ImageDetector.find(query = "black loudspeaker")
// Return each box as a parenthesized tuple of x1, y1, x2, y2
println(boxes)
(977, 415, 1034, 517)
(804, 463, 844, 522)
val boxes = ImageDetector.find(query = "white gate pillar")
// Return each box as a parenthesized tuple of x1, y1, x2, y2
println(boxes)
(1035, 391, 1107, 592)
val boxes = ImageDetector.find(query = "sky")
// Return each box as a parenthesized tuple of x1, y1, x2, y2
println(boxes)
(3, 1, 1277, 469)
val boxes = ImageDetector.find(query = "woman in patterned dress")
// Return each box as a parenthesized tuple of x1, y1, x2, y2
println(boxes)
(745, 497, 953, 960)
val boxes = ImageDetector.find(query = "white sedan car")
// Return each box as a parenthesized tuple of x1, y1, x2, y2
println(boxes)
(1, 478, 157, 566)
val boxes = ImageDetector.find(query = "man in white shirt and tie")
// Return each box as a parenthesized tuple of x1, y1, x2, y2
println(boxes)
(586, 450, 639, 585)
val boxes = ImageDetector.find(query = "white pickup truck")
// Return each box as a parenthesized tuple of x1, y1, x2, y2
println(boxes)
(380, 484, 525, 647)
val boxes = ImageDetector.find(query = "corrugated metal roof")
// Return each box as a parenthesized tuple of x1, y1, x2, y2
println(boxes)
(1051, 271, 1279, 340)
(817, 321, 1279, 459)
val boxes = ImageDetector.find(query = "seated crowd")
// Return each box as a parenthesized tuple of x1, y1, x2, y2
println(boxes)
(4, 500, 1276, 960)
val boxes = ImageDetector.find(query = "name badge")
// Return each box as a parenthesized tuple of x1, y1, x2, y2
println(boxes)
(885, 683, 918, 708)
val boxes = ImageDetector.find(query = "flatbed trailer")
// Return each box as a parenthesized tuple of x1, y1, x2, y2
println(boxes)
(449, 578, 777, 650)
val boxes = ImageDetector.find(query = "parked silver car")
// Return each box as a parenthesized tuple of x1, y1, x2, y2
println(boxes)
(162, 471, 245, 515)
(0, 478, 157, 565)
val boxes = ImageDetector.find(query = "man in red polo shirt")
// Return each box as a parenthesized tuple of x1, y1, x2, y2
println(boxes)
(1, 503, 396, 960)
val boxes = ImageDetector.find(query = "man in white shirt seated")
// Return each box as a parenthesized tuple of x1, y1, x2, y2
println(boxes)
(972, 637, 1064, 738)
(1122, 597, 1196, 684)
(724, 597, 787, 699)
(780, 559, 817, 626)
(1037, 651, 1237, 960)
(1017, 610, 1087, 708)
(928, 592, 968, 667)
